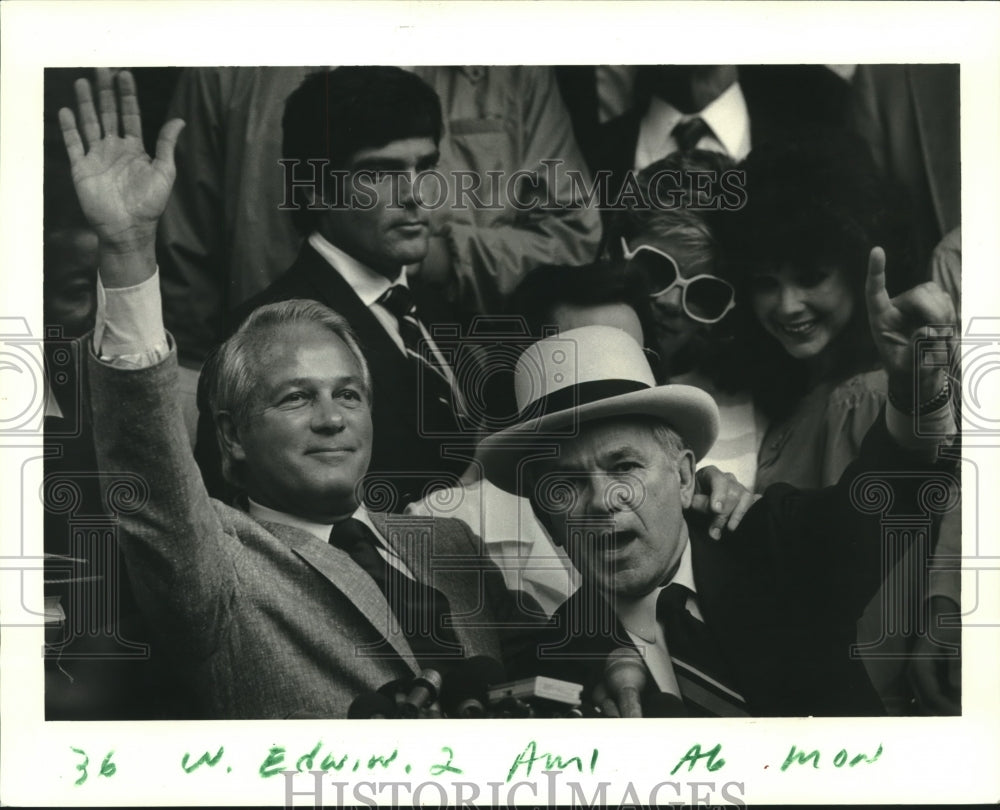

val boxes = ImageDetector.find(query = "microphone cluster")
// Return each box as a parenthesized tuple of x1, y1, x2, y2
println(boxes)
(348, 648, 687, 719)
(349, 656, 587, 719)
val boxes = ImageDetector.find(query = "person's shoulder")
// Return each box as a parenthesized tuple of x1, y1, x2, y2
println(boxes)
(829, 369, 888, 407)
(369, 511, 480, 549)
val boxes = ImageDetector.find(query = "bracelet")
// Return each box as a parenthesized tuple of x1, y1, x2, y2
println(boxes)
(888, 380, 951, 416)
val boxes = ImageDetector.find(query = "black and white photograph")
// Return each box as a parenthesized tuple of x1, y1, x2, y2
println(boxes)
(2, 3, 998, 807)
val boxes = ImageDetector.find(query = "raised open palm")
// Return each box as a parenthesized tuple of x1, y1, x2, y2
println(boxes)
(59, 69, 184, 249)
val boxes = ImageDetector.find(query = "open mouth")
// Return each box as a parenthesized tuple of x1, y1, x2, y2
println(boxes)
(778, 319, 818, 338)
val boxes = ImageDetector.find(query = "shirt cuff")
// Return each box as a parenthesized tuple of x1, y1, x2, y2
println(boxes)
(94, 269, 170, 368)
(885, 399, 956, 455)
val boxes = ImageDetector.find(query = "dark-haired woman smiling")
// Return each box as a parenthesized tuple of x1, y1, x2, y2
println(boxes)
(727, 132, 917, 493)
(727, 132, 947, 713)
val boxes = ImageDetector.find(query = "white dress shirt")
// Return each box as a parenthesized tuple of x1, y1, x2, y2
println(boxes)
(615, 526, 702, 698)
(307, 232, 457, 389)
(634, 81, 752, 171)
(248, 499, 413, 578)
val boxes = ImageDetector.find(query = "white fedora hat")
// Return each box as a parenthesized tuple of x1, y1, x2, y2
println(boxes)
(477, 326, 719, 494)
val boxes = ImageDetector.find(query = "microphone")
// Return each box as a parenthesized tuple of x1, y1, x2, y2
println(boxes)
(644, 691, 687, 718)
(590, 682, 620, 718)
(398, 669, 443, 718)
(604, 647, 647, 718)
(348, 692, 397, 719)
(441, 656, 506, 719)
(377, 677, 410, 708)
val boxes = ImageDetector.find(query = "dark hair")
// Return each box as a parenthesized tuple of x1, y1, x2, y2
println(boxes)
(281, 67, 443, 234)
(506, 260, 653, 341)
(722, 130, 915, 419)
(476, 261, 655, 426)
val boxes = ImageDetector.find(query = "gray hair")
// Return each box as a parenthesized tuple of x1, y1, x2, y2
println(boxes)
(204, 298, 372, 487)
(648, 420, 686, 467)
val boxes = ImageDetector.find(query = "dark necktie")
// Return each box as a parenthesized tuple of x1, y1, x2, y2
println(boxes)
(671, 116, 712, 152)
(656, 582, 750, 717)
(377, 285, 456, 404)
(329, 518, 463, 668)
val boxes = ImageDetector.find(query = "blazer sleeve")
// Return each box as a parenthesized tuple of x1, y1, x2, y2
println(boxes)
(88, 342, 236, 653)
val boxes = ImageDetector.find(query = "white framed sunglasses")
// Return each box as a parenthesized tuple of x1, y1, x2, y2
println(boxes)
(620, 237, 736, 324)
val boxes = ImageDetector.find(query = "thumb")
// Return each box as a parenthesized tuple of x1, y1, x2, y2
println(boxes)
(153, 118, 186, 172)
(865, 246, 891, 317)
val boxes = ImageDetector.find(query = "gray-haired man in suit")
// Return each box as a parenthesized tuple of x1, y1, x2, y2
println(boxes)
(59, 69, 535, 719)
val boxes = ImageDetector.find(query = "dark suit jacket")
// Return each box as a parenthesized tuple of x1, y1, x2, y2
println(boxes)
(90, 346, 533, 719)
(516, 415, 950, 717)
(194, 242, 470, 509)
(593, 65, 852, 211)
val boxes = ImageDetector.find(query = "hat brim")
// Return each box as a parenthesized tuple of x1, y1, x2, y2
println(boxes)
(476, 385, 719, 495)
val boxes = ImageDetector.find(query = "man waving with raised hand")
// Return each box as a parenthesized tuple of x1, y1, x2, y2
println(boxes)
(61, 69, 537, 719)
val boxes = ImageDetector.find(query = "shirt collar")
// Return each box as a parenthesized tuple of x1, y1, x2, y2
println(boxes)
(247, 498, 379, 545)
(615, 523, 697, 643)
(636, 81, 751, 167)
(697, 80, 751, 161)
(308, 231, 408, 307)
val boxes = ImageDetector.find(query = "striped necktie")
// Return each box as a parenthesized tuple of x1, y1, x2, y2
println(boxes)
(657, 582, 751, 717)
(671, 116, 711, 152)
(377, 284, 456, 408)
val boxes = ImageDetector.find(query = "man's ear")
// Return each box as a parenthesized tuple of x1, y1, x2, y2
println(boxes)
(677, 450, 697, 509)
(216, 412, 247, 463)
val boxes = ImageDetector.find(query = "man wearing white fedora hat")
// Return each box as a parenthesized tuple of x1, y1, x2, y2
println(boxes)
(480, 251, 957, 717)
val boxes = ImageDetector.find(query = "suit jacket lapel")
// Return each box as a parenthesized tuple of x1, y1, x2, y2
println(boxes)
(262, 518, 420, 673)
(371, 512, 500, 658)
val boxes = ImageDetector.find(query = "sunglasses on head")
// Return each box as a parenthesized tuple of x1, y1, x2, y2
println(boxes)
(620, 237, 736, 324)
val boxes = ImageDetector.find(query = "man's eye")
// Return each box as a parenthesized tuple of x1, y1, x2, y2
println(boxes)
(280, 391, 308, 406)
(612, 461, 641, 474)
(337, 388, 364, 404)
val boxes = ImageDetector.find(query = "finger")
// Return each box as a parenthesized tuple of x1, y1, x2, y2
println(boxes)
(709, 483, 741, 539)
(864, 246, 892, 317)
(73, 77, 101, 148)
(726, 490, 757, 532)
(58, 107, 85, 165)
(689, 494, 711, 514)
(153, 118, 186, 173)
(116, 70, 143, 139)
(96, 68, 119, 139)
(891, 282, 957, 328)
